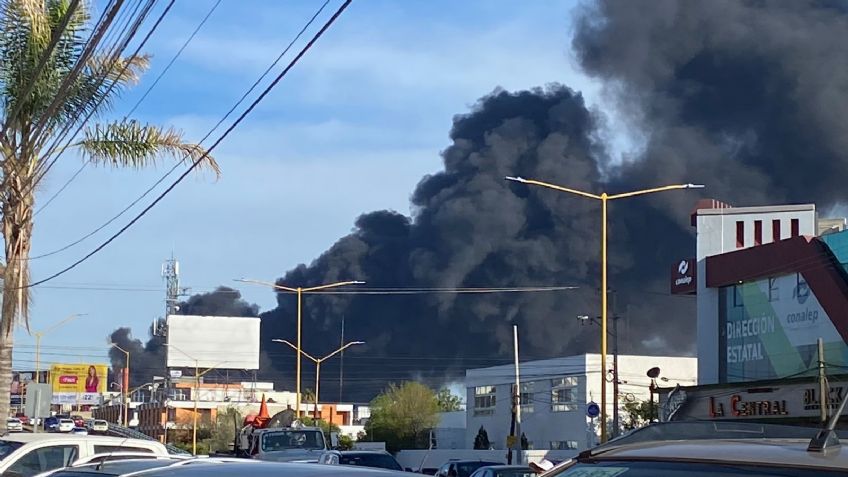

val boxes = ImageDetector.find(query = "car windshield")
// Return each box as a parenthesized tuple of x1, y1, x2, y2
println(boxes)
(458, 463, 501, 477)
(0, 440, 22, 461)
(339, 453, 402, 470)
(260, 431, 324, 451)
(494, 470, 534, 477)
(553, 460, 847, 476)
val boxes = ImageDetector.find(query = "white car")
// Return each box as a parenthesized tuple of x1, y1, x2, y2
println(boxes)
(0, 433, 170, 476)
(6, 418, 22, 432)
(89, 420, 108, 433)
(56, 419, 74, 433)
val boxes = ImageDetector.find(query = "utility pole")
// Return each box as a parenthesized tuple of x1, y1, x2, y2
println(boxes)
(818, 338, 828, 422)
(339, 315, 345, 403)
(507, 325, 521, 465)
(611, 291, 620, 438)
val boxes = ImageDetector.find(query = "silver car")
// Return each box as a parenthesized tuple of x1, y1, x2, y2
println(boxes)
(542, 421, 848, 476)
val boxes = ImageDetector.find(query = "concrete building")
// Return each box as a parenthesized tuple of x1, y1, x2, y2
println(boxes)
(465, 354, 697, 451)
(433, 411, 466, 449)
(662, 199, 848, 426)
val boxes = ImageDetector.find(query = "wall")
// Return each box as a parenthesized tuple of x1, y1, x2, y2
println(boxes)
(395, 449, 577, 471)
(465, 355, 697, 451)
(696, 204, 816, 384)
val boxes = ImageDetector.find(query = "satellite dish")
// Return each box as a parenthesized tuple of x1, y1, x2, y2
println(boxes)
(647, 367, 661, 379)
(623, 393, 636, 403)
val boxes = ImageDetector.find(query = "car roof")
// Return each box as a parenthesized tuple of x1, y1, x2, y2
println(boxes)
(588, 438, 848, 470)
(2, 434, 161, 446)
(336, 451, 392, 455)
(476, 466, 530, 470)
(131, 461, 412, 477)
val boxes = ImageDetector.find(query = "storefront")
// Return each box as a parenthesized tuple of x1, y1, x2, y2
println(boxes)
(658, 374, 848, 429)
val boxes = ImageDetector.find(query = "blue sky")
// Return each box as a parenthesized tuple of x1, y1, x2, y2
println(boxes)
(15, 0, 624, 370)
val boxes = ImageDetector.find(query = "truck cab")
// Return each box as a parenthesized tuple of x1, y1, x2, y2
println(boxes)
(238, 421, 331, 463)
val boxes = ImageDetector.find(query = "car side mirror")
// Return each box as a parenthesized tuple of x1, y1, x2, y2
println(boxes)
(330, 432, 339, 448)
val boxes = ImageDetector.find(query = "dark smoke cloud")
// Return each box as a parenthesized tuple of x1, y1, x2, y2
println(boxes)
(112, 0, 848, 402)
(108, 287, 258, 385)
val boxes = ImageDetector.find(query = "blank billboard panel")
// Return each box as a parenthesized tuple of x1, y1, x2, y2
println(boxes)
(166, 315, 260, 370)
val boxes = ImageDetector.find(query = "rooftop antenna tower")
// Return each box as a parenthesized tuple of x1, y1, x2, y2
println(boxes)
(154, 254, 190, 336)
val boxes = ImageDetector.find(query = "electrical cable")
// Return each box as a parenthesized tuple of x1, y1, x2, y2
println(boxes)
(24, 0, 353, 289)
(35, 0, 225, 217)
(24, 0, 334, 261)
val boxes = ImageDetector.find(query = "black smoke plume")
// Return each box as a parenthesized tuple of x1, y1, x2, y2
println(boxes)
(112, 0, 848, 401)
(108, 287, 259, 386)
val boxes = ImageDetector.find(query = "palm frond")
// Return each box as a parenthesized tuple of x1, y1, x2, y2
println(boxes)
(59, 54, 149, 123)
(77, 120, 221, 177)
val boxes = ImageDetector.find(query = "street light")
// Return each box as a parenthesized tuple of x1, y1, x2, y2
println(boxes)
(32, 313, 87, 383)
(273, 339, 365, 419)
(108, 342, 130, 427)
(165, 343, 228, 455)
(506, 176, 703, 443)
(235, 278, 364, 417)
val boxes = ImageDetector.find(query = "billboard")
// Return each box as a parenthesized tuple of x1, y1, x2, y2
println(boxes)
(670, 258, 696, 295)
(719, 272, 848, 382)
(166, 315, 260, 370)
(11, 371, 48, 395)
(50, 364, 108, 405)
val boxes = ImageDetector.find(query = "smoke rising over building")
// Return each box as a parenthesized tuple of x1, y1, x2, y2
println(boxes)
(111, 1, 848, 401)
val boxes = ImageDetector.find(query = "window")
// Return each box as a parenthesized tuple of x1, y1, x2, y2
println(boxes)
(754, 220, 762, 246)
(512, 382, 534, 414)
(736, 221, 744, 248)
(733, 284, 744, 308)
(768, 278, 779, 302)
(791, 218, 800, 237)
(473, 386, 497, 416)
(772, 219, 781, 242)
(550, 440, 579, 450)
(8, 445, 79, 476)
(93, 445, 153, 454)
(551, 377, 578, 412)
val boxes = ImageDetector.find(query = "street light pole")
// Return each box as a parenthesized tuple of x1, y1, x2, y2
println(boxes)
(236, 278, 364, 418)
(33, 313, 87, 383)
(109, 343, 130, 427)
(507, 176, 703, 443)
(273, 339, 365, 420)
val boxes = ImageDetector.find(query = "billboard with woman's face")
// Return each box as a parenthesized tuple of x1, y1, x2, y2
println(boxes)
(50, 364, 107, 404)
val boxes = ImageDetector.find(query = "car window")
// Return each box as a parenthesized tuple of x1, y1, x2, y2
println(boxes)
(438, 463, 451, 477)
(93, 445, 154, 454)
(0, 441, 23, 461)
(458, 463, 499, 477)
(339, 453, 403, 470)
(554, 460, 848, 476)
(495, 471, 534, 477)
(7, 445, 79, 476)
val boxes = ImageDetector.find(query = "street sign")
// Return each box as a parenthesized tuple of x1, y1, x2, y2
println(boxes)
(587, 401, 600, 418)
(506, 435, 517, 448)
(25, 383, 52, 418)
(169, 370, 182, 379)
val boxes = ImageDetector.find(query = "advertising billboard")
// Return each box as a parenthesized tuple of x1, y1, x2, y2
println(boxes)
(719, 272, 848, 382)
(11, 371, 48, 395)
(670, 258, 696, 295)
(166, 315, 260, 370)
(49, 364, 108, 405)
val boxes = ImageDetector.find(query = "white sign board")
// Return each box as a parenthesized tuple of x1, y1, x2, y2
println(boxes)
(166, 315, 260, 370)
(25, 384, 52, 418)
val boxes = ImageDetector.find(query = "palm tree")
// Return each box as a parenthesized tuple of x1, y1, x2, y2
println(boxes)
(0, 1, 219, 425)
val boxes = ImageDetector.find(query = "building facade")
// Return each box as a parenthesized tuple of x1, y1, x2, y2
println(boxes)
(465, 354, 697, 451)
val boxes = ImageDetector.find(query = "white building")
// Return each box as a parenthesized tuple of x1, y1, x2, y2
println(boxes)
(465, 354, 696, 451)
(433, 411, 466, 449)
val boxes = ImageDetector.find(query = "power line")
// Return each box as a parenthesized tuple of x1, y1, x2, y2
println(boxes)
(24, 0, 353, 289)
(25, 0, 335, 261)
(35, 0, 225, 216)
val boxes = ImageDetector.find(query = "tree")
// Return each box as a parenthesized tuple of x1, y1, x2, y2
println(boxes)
(520, 432, 529, 450)
(0, 1, 217, 426)
(622, 399, 653, 431)
(473, 426, 490, 450)
(366, 382, 440, 453)
(436, 388, 463, 412)
(209, 407, 243, 453)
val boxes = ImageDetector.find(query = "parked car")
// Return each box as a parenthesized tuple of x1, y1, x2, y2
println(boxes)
(40, 459, 415, 477)
(70, 428, 87, 435)
(469, 466, 534, 477)
(15, 414, 29, 425)
(6, 418, 23, 432)
(542, 421, 848, 476)
(57, 419, 74, 433)
(318, 450, 404, 471)
(435, 461, 503, 477)
(88, 420, 109, 433)
(70, 416, 84, 428)
(42, 416, 59, 432)
(0, 432, 169, 477)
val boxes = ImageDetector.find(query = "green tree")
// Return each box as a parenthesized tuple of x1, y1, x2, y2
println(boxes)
(473, 426, 490, 450)
(436, 387, 463, 412)
(622, 399, 653, 431)
(0, 0, 217, 426)
(367, 382, 440, 453)
(208, 407, 243, 453)
(299, 416, 344, 448)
